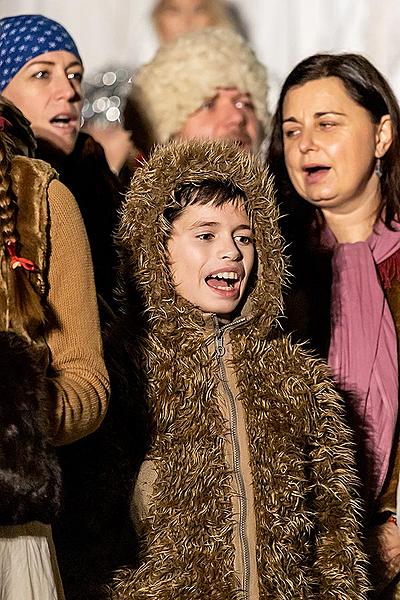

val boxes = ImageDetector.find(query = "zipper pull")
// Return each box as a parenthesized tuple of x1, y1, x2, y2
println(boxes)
(215, 331, 225, 357)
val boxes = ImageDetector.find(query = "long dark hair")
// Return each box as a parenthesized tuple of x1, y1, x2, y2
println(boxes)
(268, 53, 400, 233)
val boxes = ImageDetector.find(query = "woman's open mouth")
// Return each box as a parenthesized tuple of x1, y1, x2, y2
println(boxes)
(302, 164, 331, 183)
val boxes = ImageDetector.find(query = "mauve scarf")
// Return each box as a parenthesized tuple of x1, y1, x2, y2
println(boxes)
(327, 220, 400, 499)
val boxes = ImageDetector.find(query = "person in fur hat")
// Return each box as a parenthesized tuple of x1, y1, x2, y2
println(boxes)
(125, 27, 268, 156)
(96, 139, 369, 599)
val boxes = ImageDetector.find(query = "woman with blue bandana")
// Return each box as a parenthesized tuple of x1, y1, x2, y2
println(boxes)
(0, 14, 83, 155)
(0, 14, 122, 314)
(0, 16, 111, 600)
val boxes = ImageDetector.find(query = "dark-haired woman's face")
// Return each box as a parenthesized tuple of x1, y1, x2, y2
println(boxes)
(281, 76, 391, 213)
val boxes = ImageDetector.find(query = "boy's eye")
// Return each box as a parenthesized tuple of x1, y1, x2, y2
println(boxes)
(234, 235, 253, 245)
(197, 232, 214, 241)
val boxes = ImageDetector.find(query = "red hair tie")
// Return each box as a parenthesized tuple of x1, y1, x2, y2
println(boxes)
(6, 242, 36, 272)
(0, 117, 12, 132)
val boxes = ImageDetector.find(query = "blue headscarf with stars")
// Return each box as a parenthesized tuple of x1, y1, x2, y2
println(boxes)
(0, 14, 81, 92)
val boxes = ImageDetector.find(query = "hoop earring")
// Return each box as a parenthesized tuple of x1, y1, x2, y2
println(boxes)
(375, 158, 383, 178)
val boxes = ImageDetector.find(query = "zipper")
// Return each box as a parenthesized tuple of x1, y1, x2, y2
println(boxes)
(214, 317, 250, 599)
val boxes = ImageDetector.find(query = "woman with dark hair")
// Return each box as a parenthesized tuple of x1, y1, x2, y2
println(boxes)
(267, 52, 400, 595)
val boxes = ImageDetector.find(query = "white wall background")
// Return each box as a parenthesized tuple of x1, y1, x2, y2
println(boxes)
(1, 0, 400, 111)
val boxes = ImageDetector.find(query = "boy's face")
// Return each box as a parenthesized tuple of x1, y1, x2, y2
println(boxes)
(167, 201, 255, 319)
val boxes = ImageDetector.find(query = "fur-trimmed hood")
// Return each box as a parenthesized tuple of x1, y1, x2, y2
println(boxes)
(117, 139, 286, 337)
(107, 139, 369, 600)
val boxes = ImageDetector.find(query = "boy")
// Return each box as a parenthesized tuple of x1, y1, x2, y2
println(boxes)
(106, 139, 368, 599)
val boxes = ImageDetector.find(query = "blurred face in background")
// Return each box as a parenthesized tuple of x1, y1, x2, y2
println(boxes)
(177, 87, 262, 153)
(154, 0, 214, 43)
(3, 50, 83, 155)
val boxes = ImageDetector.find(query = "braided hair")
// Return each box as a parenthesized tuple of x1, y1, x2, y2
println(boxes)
(0, 95, 45, 333)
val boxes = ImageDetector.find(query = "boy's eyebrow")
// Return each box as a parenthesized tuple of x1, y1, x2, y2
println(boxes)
(189, 221, 252, 231)
(189, 221, 219, 229)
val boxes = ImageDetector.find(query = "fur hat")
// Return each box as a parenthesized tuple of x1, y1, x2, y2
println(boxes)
(130, 28, 269, 144)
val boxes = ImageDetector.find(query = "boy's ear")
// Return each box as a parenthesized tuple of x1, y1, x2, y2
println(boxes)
(375, 114, 393, 158)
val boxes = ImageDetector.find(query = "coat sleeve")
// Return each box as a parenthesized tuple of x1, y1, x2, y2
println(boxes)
(45, 178, 109, 445)
(305, 356, 370, 598)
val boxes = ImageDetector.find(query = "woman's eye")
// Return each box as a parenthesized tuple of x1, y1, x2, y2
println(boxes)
(320, 121, 335, 129)
(67, 72, 83, 82)
(197, 233, 214, 241)
(283, 127, 300, 139)
(33, 70, 49, 79)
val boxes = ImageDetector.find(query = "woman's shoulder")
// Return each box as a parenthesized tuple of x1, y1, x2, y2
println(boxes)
(11, 154, 57, 180)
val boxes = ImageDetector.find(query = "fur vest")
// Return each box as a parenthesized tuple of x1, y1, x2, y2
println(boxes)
(0, 156, 61, 525)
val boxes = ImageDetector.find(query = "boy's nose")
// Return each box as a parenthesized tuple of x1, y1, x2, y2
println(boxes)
(218, 240, 241, 261)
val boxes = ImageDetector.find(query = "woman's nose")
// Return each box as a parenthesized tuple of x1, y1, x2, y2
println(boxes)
(53, 74, 81, 102)
(298, 128, 318, 153)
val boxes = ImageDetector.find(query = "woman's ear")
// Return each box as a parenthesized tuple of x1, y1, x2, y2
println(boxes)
(375, 114, 393, 158)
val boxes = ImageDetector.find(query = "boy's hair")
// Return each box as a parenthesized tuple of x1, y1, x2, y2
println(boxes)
(164, 179, 247, 233)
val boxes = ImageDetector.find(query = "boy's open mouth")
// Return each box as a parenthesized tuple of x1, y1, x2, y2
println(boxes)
(205, 271, 240, 291)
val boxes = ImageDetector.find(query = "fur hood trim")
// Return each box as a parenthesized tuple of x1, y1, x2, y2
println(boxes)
(131, 27, 269, 143)
(117, 139, 287, 338)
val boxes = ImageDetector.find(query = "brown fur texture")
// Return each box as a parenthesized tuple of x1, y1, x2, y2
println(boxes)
(2, 155, 57, 337)
(0, 330, 61, 524)
(109, 140, 368, 598)
(0, 156, 61, 521)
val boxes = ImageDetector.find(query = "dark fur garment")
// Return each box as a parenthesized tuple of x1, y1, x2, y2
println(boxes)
(0, 331, 61, 524)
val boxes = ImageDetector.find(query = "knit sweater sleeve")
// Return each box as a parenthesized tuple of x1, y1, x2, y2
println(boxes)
(45, 178, 109, 445)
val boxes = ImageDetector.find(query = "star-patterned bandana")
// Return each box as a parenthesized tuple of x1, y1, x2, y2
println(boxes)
(0, 14, 81, 92)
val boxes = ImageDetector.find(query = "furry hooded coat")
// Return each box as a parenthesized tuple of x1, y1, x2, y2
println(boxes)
(102, 140, 369, 599)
